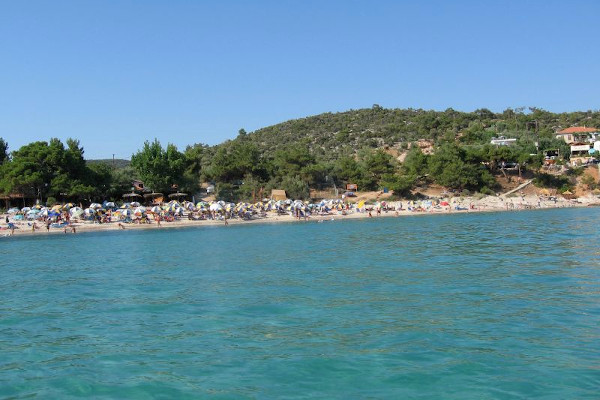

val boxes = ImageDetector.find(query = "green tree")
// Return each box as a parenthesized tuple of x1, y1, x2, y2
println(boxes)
(428, 143, 495, 191)
(0, 138, 96, 202)
(0, 138, 8, 164)
(131, 139, 186, 193)
(207, 140, 264, 182)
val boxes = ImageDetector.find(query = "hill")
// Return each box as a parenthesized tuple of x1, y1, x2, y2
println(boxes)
(86, 158, 130, 169)
(237, 106, 600, 161)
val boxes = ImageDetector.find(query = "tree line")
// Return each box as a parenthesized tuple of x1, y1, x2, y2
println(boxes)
(0, 106, 596, 203)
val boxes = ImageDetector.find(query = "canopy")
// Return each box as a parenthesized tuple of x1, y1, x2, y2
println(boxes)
(209, 203, 223, 211)
(69, 207, 84, 217)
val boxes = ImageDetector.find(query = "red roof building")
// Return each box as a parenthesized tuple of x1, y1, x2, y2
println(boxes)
(556, 126, 598, 134)
(555, 126, 598, 144)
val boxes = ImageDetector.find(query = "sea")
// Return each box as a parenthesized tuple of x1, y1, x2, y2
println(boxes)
(1, 207, 599, 399)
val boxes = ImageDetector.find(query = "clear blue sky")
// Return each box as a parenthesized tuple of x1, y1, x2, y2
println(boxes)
(1, 1, 598, 159)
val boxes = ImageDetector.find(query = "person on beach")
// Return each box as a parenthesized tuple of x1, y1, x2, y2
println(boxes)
(156, 215, 161, 227)
(46, 220, 51, 232)
(118, 222, 125, 229)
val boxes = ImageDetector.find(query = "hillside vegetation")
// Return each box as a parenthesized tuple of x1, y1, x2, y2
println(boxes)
(1, 106, 599, 204)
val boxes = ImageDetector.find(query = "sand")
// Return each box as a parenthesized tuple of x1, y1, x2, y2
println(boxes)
(1, 194, 597, 238)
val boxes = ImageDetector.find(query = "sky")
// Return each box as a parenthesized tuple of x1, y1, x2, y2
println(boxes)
(1, 0, 599, 159)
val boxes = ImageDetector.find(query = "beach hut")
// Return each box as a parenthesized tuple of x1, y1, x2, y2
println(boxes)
(168, 192, 188, 201)
(271, 189, 287, 201)
(561, 190, 575, 199)
(144, 192, 164, 205)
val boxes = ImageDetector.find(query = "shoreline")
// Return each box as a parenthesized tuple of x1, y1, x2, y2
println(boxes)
(2, 194, 597, 239)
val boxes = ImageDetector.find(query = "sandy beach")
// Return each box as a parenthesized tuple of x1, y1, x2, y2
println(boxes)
(1, 194, 597, 238)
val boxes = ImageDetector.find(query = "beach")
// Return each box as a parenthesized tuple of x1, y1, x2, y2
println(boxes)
(2, 194, 596, 238)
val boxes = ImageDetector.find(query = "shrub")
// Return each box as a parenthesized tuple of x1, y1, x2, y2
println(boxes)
(479, 187, 495, 196)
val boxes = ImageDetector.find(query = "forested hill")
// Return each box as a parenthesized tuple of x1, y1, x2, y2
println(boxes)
(2, 106, 600, 204)
(237, 106, 600, 161)
(86, 158, 130, 169)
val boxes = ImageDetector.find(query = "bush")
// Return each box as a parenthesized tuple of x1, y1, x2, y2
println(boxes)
(581, 174, 597, 189)
(479, 187, 495, 196)
(567, 167, 584, 177)
(46, 196, 57, 206)
(533, 173, 570, 189)
(277, 176, 310, 200)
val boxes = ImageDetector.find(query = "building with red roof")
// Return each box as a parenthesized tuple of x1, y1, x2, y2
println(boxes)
(555, 126, 598, 144)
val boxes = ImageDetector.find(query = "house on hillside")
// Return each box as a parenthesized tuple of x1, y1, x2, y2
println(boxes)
(490, 136, 517, 146)
(555, 127, 599, 166)
(555, 126, 598, 144)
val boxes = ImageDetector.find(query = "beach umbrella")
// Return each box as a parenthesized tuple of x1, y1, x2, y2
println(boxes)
(83, 208, 96, 217)
(32, 204, 43, 210)
(26, 209, 41, 220)
(102, 201, 116, 209)
(134, 206, 147, 216)
(163, 203, 179, 212)
(150, 206, 162, 213)
(89, 203, 102, 209)
(119, 209, 133, 218)
(130, 201, 141, 207)
(62, 203, 74, 211)
(48, 210, 61, 218)
(21, 207, 31, 213)
(120, 202, 131, 209)
(7, 207, 19, 214)
(51, 204, 63, 212)
(440, 201, 450, 206)
(209, 203, 223, 212)
(69, 207, 84, 217)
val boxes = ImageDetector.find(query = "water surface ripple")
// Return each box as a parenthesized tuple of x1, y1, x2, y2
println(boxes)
(1, 208, 599, 399)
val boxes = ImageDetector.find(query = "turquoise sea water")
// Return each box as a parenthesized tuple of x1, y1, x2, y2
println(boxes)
(1, 208, 599, 399)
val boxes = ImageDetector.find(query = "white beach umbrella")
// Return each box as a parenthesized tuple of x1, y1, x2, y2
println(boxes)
(209, 203, 223, 212)
(69, 207, 84, 217)
(134, 206, 147, 215)
(26, 209, 41, 220)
